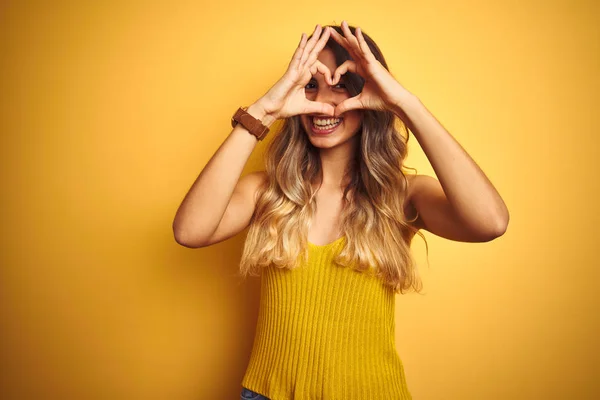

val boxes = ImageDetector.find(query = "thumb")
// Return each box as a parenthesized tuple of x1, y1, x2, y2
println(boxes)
(303, 100, 335, 116)
(334, 96, 363, 117)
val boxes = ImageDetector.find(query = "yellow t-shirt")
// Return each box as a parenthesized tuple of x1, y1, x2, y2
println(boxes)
(241, 237, 412, 399)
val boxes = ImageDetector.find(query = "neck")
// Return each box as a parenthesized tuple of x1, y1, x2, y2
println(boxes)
(316, 136, 358, 189)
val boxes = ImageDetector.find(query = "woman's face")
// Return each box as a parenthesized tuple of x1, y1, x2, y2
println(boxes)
(300, 47, 363, 148)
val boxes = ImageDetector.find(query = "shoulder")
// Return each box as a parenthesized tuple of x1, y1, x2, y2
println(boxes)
(405, 173, 430, 193)
(406, 173, 440, 197)
(404, 174, 428, 230)
(237, 170, 269, 204)
(244, 170, 268, 182)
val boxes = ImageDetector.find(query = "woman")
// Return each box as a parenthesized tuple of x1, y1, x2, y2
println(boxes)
(173, 21, 509, 400)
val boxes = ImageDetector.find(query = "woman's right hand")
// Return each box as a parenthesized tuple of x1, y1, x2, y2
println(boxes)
(255, 25, 335, 120)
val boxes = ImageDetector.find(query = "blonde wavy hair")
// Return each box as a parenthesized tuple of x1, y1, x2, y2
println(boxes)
(239, 24, 429, 294)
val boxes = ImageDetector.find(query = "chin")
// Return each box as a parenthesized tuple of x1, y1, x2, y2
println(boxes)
(309, 133, 361, 151)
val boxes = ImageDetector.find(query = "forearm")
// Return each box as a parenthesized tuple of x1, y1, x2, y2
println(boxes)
(172, 102, 275, 242)
(393, 92, 509, 228)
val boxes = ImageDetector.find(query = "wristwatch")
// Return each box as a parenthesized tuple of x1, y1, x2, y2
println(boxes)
(231, 107, 270, 141)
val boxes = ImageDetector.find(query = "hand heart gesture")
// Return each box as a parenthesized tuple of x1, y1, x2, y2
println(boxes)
(258, 25, 337, 119)
(329, 21, 411, 117)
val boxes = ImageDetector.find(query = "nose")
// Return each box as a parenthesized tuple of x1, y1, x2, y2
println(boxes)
(313, 86, 338, 106)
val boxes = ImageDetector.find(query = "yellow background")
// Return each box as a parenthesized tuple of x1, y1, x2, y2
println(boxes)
(1, 1, 598, 399)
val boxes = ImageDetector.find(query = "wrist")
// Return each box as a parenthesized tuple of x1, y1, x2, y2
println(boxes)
(391, 91, 420, 115)
(247, 102, 277, 128)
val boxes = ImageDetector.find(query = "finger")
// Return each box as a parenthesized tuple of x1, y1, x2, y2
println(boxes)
(299, 24, 323, 67)
(329, 27, 351, 50)
(303, 100, 335, 116)
(303, 26, 331, 69)
(334, 96, 363, 117)
(340, 21, 363, 59)
(310, 60, 333, 85)
(332, 60, 359, 84)
(289, 33, 308, 68)
(355, 27, 375, 61)
(329, 26, 361, 62)
(299, 25, 321, 66)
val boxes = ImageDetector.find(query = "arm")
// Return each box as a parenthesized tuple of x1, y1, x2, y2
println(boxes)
(397, 93, 510, 242)
(172, 103, 274, 248)
(327, 21, 509, 242)
(173, 25, 336, 248)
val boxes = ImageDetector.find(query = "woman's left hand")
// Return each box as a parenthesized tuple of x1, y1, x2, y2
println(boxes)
(329, 21, 412, 116)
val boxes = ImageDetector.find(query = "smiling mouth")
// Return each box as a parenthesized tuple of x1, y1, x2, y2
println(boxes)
(310, 116, 343, 133)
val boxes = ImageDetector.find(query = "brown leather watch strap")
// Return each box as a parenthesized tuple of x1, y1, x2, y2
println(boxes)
(231, 107, 270, 141)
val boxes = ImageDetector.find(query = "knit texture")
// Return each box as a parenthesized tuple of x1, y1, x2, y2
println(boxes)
(241, 236, 412, 400)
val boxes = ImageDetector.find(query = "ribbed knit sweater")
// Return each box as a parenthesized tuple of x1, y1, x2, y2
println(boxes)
(241, 236, 412, 399)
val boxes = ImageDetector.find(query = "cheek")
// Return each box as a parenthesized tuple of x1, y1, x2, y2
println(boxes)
(300, 115, 309, 126)
(344, 113, 362, 132)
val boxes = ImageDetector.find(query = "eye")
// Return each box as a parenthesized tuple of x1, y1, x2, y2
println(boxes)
(333, 83, 347, 90)
(305, 81, 317, 90)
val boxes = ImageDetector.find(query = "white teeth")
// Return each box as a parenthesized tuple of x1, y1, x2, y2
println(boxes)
(312, 117, 341, 126)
